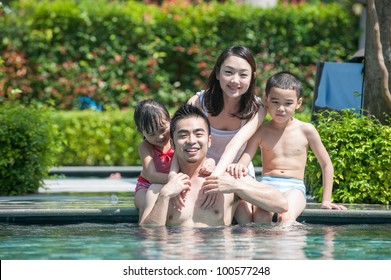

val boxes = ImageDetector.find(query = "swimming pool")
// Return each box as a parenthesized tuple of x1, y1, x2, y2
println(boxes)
(1, 222, 390, 260)
(1, 183, 391, 261)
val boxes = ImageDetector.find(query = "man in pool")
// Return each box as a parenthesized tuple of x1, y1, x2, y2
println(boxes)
(139, 104, 288, 227)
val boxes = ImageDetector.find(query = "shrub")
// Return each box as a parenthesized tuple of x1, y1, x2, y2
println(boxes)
(0, 0, 359, 112)
(51, 109, 143, 166)
(0, 104, 62, 195)
(50, 109, 310, 167)
(305, 110, 391, 205)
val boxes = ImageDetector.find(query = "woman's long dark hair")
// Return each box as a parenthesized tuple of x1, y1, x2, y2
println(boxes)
(202, 45, 261, 120)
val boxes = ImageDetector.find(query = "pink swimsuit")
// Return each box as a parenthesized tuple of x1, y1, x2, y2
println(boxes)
(135, 146, 174, 193)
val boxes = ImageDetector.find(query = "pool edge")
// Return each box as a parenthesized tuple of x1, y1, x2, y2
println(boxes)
(1, 207, 391, 225)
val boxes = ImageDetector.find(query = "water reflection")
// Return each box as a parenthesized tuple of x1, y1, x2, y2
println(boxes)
(1, 223, 390, 260)
(133, 223, 336, 260)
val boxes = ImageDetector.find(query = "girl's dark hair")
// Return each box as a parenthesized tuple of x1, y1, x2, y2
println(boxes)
(202, 45, 261, 120)
(265, 71, 302, 98)
(134, 99, 170, 135)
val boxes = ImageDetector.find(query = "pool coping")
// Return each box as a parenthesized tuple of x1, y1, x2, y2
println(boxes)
(1, 167, 389, 225)
(1, 206, 391, 225)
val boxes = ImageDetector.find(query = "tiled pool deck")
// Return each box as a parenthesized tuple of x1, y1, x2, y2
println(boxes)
(0, 167, 390, 225)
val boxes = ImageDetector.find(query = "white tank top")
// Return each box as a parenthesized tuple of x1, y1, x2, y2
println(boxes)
(197, 91, 255, 177)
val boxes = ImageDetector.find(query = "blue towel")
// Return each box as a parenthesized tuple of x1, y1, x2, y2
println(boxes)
(77, 96, 103, 111)
(315, 62, 364, 111)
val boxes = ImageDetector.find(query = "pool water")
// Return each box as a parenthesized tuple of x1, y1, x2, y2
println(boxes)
(1, 223, 390, 260)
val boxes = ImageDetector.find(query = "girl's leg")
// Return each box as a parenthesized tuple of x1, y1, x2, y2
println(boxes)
(134, 189, 147, 222)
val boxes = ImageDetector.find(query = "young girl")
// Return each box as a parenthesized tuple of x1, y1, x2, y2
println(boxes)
(134, 99, 214, 219)
(134, 99, 173, 218)
(188, 45, 267, 222)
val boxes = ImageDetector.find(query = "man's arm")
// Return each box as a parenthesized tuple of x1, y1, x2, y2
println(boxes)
(139, 173, 191, 226)
(202, 174, 288, 213)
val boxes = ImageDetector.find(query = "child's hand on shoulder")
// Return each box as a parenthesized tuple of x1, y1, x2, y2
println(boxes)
(199, 158, 216, 176)
(226, 163, 248, 178)
(172, 189, 189, 212)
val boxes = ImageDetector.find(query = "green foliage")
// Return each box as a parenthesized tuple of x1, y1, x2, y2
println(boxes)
(0, 103, 62, 195)
(0, 0, 359, 112)
(305, 110, 391, 205)
(52, 109, 143, 166)
(52, 109, 307, 167)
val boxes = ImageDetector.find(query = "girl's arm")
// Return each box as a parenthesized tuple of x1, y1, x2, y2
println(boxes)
(168, 153, 179, 179)
(212, 106, 266, 176)
(237, 128, 261, 166)
(139, 141, 169, 184)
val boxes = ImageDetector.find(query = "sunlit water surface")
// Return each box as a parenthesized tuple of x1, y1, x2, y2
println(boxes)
(1, 223, 390, 260)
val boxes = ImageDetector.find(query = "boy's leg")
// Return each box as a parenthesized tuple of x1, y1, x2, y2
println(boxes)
(278, 189, 306, 223)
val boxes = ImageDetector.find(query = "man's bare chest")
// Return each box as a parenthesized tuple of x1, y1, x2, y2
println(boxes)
(167, 188, 226, 226)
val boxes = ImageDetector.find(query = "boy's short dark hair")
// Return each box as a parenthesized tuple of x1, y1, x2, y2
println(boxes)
(265, 71, 302, 98)
(170, 104, 211, 140)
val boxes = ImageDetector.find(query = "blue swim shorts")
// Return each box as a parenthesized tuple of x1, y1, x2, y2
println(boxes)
(261, 176, 306, 197)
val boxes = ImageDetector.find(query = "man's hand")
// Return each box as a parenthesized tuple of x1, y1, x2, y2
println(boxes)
(198, 173, 237, 209)
(202, 173, 238, 194)
(198, 191, 218, 210)
(161, 173, 191, 198)
(171, 189, 189, 211)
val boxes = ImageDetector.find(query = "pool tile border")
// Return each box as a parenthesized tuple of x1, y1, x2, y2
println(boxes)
(1, 207, 391, 225)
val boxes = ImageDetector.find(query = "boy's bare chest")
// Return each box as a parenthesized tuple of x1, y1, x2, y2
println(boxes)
(262, 128, 308, 155)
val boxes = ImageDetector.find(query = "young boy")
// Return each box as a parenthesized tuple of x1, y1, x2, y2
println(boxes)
(227, 71, 346, 223)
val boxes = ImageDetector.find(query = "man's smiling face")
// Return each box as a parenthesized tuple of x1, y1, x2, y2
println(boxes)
(172, 116, 211, 164)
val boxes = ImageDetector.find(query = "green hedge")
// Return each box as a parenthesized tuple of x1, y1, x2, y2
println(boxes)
(31, 109, 391, 205)
(0, 104, 61, 195)
(50, 109, 258, 166)
(51, 110, 142, 166)
(2, 107, 390, 204)
(0, 0, 359, 112)
(49, 109, 304, 167)
(305, 110, 391, 205)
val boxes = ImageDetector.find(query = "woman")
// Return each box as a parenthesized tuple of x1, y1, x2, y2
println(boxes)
(188, 45, 266, 217)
